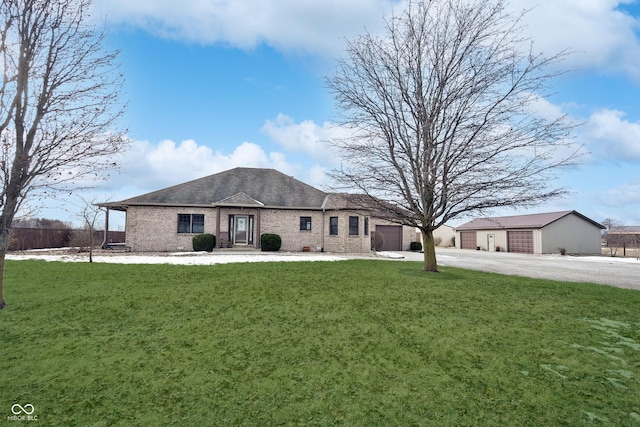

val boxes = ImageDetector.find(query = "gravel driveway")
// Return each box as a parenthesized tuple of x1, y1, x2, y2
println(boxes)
(391, 248, 640, 290)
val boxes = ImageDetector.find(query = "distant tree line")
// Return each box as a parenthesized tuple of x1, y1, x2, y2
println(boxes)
(12, 218, 73, 229)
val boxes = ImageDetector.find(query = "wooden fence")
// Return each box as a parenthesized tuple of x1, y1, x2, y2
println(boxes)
(9, 228, 125, 251)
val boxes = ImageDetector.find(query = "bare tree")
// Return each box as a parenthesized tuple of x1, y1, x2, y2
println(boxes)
(327, 0, 579, 272)
(73, 197, 103, 262)
(602, 218, 620, 257)
(601, 218, 636, 258)
(0, 0, 127, 308)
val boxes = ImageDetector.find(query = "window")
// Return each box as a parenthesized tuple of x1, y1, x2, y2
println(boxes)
(177, 214, 204, 233)
(300, 216, 312, 231)
(364, 217, 369, 236)
(329, 217, 338, 235)
(349, 216, 359, 235)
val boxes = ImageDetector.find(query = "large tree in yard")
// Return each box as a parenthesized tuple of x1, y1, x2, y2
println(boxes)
(0, 0, 127, 308)
(327, 0, 579, 272)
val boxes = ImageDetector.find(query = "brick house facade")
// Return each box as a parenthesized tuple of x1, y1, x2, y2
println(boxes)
(100, 168, 416, 253)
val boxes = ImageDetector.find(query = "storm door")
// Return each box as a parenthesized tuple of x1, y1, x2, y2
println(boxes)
(229, 214, 254, 246)
(234, 215, 248, 244)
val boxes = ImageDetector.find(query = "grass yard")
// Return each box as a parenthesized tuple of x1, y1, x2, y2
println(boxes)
(1, 259, 640, 426)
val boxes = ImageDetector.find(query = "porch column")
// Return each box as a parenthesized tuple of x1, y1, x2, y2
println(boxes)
(101, 208, 110, 248)
(256, 208, 261, 249)
(215, 207, 221, 248)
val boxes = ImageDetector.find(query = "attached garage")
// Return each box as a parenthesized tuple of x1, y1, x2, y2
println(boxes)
(460, 231, 477, 250)
(376, 225, 403, 251)
(507, 231, 533, 254)
(455, 211, 604, 255)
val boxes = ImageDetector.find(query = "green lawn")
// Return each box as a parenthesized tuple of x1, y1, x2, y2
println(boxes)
(1, 259, 640, 426)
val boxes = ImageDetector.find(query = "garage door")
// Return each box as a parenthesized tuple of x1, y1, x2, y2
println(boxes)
(376, 225, 402, 251)
(508, 231, 533, 254)
(460, 231, 477, 250)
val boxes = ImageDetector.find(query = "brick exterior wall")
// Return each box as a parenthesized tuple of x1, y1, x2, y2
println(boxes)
(125, 206, 217, 251)
(124, 205, 416, 253)
(260, 209, 325, 252)
(323, 212, 370, 253)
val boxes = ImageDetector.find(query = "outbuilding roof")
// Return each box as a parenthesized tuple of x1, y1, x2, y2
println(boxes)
(456, 210, 604, 231)
(609, 226, 640, 234)
(102, 167, 329, 210)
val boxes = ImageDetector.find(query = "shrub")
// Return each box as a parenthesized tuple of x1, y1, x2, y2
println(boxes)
(69, 229, 93, 252)
(192, 234, 215, 252)
(410, 241, 422, 251)
(261, 233, 282, 252)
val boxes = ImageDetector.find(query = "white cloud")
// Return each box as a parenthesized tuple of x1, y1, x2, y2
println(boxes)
(508, 0, 640, 79)
(601, 179, 640, 207)
(583, 109, 640, 161)
(93, 0, 392, 56)
(98, 137, 343, 202)
(94, 1, 640, 79)
(306, 164, 332, 190)
(261, 114, 347, 164)
(105, 138, 299, 193)
(526, 93, 569, 121)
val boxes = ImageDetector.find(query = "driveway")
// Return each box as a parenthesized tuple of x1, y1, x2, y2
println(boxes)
(8, 248, 639, 291)
(390, 249, 640, 290)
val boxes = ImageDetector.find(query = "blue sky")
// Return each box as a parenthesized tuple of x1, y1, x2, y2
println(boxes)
(32, 0, 640, 229)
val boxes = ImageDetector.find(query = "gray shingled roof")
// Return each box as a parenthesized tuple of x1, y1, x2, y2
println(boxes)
(105, 167, 328, 209)
(456, 211, 604, 231)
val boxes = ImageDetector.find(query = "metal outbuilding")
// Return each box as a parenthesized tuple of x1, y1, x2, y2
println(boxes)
(455, 211, 604, 254)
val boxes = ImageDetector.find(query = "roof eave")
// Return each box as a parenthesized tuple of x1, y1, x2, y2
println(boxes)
(98, 201, 327, 211)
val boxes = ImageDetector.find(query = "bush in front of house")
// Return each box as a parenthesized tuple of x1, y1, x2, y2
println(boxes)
(193, 234, 216, 252)
(410, 241, 422, 252)
(261, 233, 282, 252)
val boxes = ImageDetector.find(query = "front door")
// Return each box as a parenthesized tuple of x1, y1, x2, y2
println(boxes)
(234, 215, 248, 245)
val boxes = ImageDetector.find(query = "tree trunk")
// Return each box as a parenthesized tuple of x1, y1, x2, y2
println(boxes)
(421, 229, 439, 272)
(0, 229, 8, 309)
(0, 251, 6, 309)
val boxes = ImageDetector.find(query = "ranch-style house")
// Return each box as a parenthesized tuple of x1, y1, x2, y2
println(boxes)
(99, 167, 416, 253)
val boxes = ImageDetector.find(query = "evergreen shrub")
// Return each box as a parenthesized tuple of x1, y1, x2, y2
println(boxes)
(193, 234, 216, 252)
(261, 233, 282, 252)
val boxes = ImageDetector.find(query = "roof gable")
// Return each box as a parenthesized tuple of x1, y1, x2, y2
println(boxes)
(456, 211, 604, 231)
(111, 167, 328, 208)
(215, 192, 264, 206)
